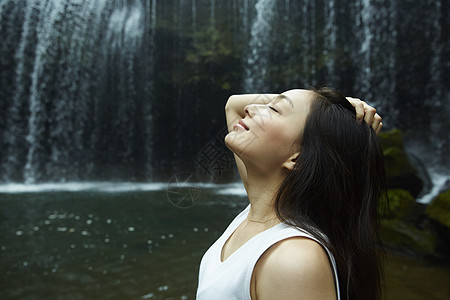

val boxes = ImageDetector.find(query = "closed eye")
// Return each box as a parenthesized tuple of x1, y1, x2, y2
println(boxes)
(269, 106, 279, 113)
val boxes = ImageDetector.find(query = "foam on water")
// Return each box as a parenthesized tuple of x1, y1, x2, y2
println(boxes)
(214, 183, 246, 196)
(0, 182, 167, 193)
(0, 181, 247, 194)
(416, 173, 449, 204)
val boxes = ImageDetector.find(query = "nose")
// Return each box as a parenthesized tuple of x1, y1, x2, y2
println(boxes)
(244, 104, 266, 117)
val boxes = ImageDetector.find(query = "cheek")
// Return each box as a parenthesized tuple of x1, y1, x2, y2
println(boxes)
(251, 124, 297, 161)
(224, 123, 298, 169)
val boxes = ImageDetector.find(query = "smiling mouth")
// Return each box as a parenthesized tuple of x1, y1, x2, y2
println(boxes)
(239, 119, 249, 131)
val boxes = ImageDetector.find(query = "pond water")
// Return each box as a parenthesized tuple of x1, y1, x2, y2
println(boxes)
(0, 185, 448, 299)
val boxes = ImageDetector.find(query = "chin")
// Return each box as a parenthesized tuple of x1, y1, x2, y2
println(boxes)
(224, 133, 237, 152)
(225, 133, 245, 157)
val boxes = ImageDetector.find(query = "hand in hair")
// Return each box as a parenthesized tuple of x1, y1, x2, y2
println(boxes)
(346, 97, 383, 134)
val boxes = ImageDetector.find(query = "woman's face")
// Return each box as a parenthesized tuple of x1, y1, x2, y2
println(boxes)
(225, 89, 314, 173)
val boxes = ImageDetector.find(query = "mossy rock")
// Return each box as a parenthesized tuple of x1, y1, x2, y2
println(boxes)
(379, 129, 424, 197)
(381, 219, 436, 255)
(382, 189, 417, 220)
(425, 189, 450, 229)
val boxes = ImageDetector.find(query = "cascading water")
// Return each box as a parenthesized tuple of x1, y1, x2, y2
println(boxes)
(323, 0, 337, 86)
(0, 0, 447, 195)
(354, 0, 373, 100)
(0, 0, 156, 183)
(241, 0, 448, 201)
(243, 0, 276, 92)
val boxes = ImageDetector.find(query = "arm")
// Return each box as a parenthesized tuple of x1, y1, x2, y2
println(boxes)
(253, 237, 336, 300)
(225, 94, 277, 188)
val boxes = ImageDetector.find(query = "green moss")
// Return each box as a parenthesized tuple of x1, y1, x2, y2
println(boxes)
(378, 129, 423, 197)
(381, 219, 436, 255)
(379, 128, 404, 149)
(383, 189, 416, 219)
(426, 190, 450, 228)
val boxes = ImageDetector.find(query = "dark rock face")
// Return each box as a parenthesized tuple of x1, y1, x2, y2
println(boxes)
(0, 1, 447, 183)
(426, 190, 450, 230)
(380, 129, 424, 197)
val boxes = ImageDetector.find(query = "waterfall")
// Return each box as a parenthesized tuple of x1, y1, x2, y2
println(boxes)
(0, 0, 154, 183)
(301, 0, 318, 86)
(243, 0, 276, 92)
(24, 0, 67, 183)
(242, 0, 249, 35)
(191, 0, 197, 39)
(427, 0, 446, 163)
(2, 0, 40, 181)
(0, 0, 446, 187)
(324, 0, 337, 86)
(354, 0, 373, 99)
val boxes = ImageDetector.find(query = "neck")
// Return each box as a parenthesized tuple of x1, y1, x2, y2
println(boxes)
(244, 167, 285, 222)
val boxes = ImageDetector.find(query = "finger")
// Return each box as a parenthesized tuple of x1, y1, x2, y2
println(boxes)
(363, 105, 376, 125)
(371, 113, 382, 132)
(376, 122, 383, 135)
(346, 97, 365, 122)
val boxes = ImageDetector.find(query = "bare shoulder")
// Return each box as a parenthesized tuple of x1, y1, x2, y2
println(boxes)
(253, 237, 336, 300)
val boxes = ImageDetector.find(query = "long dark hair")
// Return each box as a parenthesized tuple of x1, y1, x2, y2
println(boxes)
(275, 87, 387, 300)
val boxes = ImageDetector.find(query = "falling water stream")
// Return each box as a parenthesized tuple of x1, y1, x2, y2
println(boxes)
(0, 0, 447, 193)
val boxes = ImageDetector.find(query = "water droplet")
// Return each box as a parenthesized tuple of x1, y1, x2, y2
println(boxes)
(88, 266, 93, 271)
(147, 240, 152, 244)
(23, 261, 28, 267)
(157, 285, 169, 291)
(106, 219, 112, 224)
(120, 254, 125, 260)
(193, 227, 199, 232)
(160, 235, 166, 239)
(70, 244, 76, 249)
(123, 244, 128, 249)
(44, 220, 51, 225)
(57, 227, 67, 232)
(86, 220, 92, 225)
(128, 227, 135, 232)
(16, 231, 23, 236)
(142, 293, 154, 299)
(75, 216, 80, 220)
(204, 228, 209, 232)
(104, 238, 110, 243)
(33, 226, 39, 231)
(81, 231, 89, 236)
(168, 234, 174, 238)
(68, 228, 75, 233)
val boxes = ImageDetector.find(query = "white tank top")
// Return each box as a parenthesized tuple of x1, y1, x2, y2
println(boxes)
(197, 205, 340, 300)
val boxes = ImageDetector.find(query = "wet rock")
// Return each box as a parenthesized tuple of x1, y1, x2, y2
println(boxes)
(379, 129, 424, 197)
(425, 189, 450, 231)
(381, 219, 436, 256)
(383, 189, 416, 220)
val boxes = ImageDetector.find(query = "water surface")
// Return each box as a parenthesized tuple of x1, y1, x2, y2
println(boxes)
(0, 184, 448, 299)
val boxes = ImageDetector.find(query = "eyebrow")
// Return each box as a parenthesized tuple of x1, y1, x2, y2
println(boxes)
(273, 94, 294, 108)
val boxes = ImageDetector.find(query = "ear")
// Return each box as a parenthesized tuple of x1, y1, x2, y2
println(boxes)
(282, 152, 300, 171)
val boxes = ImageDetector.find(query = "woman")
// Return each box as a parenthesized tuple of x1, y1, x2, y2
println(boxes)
(197, 87, 386, 300)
